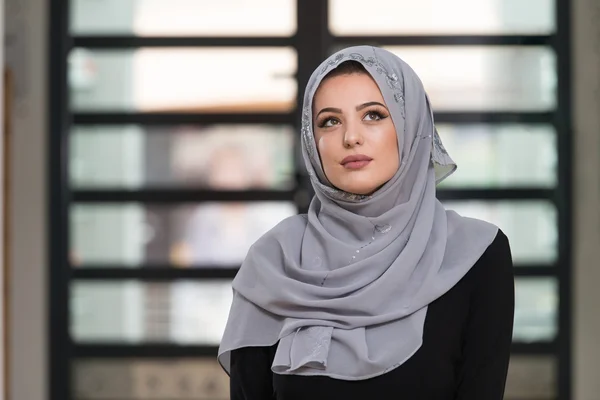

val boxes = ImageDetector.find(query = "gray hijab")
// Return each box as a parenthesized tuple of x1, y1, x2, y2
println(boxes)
(218, 46, 498, 380)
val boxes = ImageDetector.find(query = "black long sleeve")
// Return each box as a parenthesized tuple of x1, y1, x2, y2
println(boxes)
(229, 231, 515, 400)
(455, 232, 515, 399)
(230, 345, 277, 400)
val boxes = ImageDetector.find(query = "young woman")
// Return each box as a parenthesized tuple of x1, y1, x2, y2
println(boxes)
(218, 45, 515, 399)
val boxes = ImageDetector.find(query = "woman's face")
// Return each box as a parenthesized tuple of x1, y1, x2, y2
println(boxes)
(312, 72, 399, 195)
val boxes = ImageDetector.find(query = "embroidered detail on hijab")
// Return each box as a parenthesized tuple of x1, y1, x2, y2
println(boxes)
(217, 45, 498, 380)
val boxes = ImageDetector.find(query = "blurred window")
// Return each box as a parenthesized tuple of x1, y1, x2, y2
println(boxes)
(57, 0, 568, 399)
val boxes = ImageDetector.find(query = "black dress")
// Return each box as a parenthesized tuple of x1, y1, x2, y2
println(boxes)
(229, 230, 515, 400)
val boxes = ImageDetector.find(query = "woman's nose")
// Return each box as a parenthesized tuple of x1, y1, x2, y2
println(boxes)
(343, 126, 364, 148)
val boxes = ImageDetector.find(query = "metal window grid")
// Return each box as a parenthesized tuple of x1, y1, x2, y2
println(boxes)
(49, 0, 572, 399)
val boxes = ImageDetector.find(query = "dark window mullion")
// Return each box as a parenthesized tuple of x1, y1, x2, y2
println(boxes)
(71, 34, 554, 49)
(72, 36, 296, 48)
(71, 187, 555, 203)
(73, 112, 296, 125)
(294, 0, 330, 214)
(331, 34, 554, 47)
(438, 188, 555, 201)
(71, 341, 557, 359)
(555, 0, 573, 397)
(72, 35, 558, 49)
(71, 188, 298, 203)
(50, 0, 72, 398)
(72, 267, 239, 280)
(73, 343, 219, 358)
(511, 341, 558, 355)
(70, 265, 557, 281)
(434, 112, 555, 124)
(71, 111, 555, 126)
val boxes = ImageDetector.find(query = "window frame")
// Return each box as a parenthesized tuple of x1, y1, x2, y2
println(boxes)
(49, 0, 572, 399)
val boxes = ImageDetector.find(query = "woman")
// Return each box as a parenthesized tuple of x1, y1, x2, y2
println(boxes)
(218, 46, 515, 399)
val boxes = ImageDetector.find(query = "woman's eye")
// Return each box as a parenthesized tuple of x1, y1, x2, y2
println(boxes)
(364, 111, 382, 121)
(321, 118, 339, 127)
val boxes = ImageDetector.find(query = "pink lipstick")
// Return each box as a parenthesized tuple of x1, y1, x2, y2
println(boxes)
(341, 154, 373, 170)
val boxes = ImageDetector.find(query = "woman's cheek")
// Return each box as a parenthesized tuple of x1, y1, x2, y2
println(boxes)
(317, 136, 335, 164)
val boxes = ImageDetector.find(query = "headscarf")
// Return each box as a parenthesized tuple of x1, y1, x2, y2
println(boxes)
(217, 45, 498, 380)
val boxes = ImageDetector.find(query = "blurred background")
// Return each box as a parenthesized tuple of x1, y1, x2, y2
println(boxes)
(2, 0, 600, 399)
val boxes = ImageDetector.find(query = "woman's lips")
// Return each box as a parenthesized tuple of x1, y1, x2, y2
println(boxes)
(341, 154, 373, 170)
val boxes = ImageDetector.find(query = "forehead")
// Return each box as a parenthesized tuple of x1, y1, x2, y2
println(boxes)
(313, 73, 384, 106)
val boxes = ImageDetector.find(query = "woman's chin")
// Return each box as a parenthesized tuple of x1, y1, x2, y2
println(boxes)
(335, 182, 382, 196)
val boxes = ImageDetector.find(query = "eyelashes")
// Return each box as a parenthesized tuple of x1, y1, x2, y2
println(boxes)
(316, 108, 390, 128)
(316, 117, 340, 128)
(363, 110, 389, 121)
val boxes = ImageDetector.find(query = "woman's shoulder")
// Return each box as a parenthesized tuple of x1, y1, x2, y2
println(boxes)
(481, 229, 512, 261)
(468, 229, 514, 285)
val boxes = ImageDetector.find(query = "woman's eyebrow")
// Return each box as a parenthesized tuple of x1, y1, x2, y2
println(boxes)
(316, 102, 387, 118)
(356, 101, 388, 111)
(316, 107, 342, 118)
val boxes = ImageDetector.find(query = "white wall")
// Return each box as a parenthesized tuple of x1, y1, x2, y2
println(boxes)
(572, 0, 600, 398)
(6, 0, 47, 398)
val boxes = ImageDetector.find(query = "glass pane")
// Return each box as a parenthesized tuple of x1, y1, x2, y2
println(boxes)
(69, 47, 297, 113)
(70, 202, 297, 266)
(505, 356, 556, 399)
(71, 281, 232, 345)
(437, 124, 556, 188)
(70, 125, 295, 190)
(330, 0, 555, 35)
(71, 0, 296, 37)
(383, 46, 555, 111)
(73, 358, 228, 399)
(443, 201, 557, 264)
(514, 278, 558, 342)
